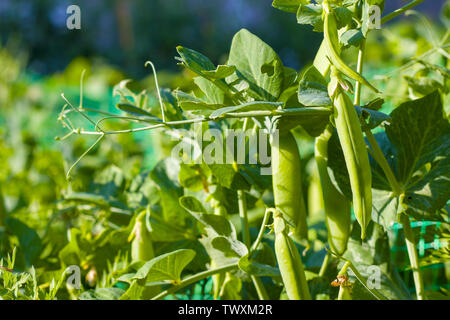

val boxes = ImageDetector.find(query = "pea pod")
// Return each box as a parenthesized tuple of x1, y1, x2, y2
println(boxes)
(274, 212, 311, 300)
(330, 80, 372, 239)
(130, 209, 155, 262)
(338, 284, 353, 300)
(272, 130, 308, 242)
(315, 125, 351, 255)
(129, 208, 160, 299)
(322, 0, 379, 93)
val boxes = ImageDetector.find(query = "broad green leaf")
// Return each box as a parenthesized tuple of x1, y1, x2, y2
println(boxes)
(6, 218, 42, 267)
(296, 4, 323, 32)
(238, 243, 280, 277)
(133, 249, 196, 283)
(175, 89, 224, 111)
(404, 76, 444, 96)
(209, 101, 283, 119)
(202, 65, 236, 80)
(340, 29, 365, 48)
(238, 255, 280, 277)
(272, 0, 309, 13)
(194, 77, 225, 105)
(176, 46, 216, 75)
(355, 105, 391, 130)
(208, 164, 251, 190)
(343, 221, 411, 300)
(179, 196, 236, 238)
(385, 91, 450, 221)
(116, 103, 161, 123)
(298, 65, 332, 107)
(150, 158, 186, 226)
(227, 29, 285, 101)
(334, 7, 354, 28)
(212, 236, 248, 258)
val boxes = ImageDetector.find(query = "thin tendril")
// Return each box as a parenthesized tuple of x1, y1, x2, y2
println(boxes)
(145, 61, 166, 122)
(66, 133, 105, 180)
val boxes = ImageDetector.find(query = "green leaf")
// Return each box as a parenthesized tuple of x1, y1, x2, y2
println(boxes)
(176, 46, 216, 75)
(211, 236, 248, 258)
(79, 288, 125, 300)
(208, 164, 251, 190)
(355, 105, 391, 130)
(133, 249, 196, 283)
(209, 101, 283, 119)
(340, 29, 365, 48)
(343, 221, 411, 300)
(227, 29, 285, 101)
(298, 65, 332, 107)
(404, 76, 444, 96)
(175, 89, 224, 112)
(6, 218, 42, 267)
(179, 196, 236, 238)
(384, 91, 450, 221)
(202, 65, 236, 80)
(238, 243, 280, 277)
(296, 4, 323, 32)
(194, 77, 226, 105)
(272, 0, 308, 13)
(116, 103, 161, 123)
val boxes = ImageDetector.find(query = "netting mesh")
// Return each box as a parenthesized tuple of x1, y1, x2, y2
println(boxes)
(390, 220, 449, 293)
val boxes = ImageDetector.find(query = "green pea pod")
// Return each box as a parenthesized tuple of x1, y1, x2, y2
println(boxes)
(338, 285, 353, 300)
(274, 212, 311, 300)
(130, 209, 155, 262)
(129, 208, 160, 299)
(331, 84, 372, 239)
(315, 126, 351, 255)
(323, 1, 380, 93)
(272, 130, 308, 242)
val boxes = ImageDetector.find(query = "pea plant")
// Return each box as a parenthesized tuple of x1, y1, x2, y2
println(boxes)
(44, 0, 450, 300)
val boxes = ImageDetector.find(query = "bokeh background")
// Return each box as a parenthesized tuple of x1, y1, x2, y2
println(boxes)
(0, 0, 445, 77)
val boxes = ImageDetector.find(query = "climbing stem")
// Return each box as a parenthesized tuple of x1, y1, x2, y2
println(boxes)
(381, 0, 425, 25)
(364, 130, 402, 196)
(152, 263, 239, 300)
(400, 213, 426, 300)
(237, 190, 251, 248)
(251, 276, 269, 300)
(319, 252, 331, 277)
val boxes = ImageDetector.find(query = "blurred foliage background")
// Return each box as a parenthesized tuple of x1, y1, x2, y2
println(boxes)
(0, 0, 445, 77)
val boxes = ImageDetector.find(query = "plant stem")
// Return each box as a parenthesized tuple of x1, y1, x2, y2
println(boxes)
(381, 0, 425, 25)
(251, 276, 269, 300)
(364, 130, 402, 196)
(72, 107, 332, 136)
(319, 252, 331, 277)
(238, 192, 251, 248)
(400, 214, 426, 300)
(237, 188, 269, 300)
(250, 209, 272, 255)
(151, 263, 239, 300)
(354, 40, 366, 106)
